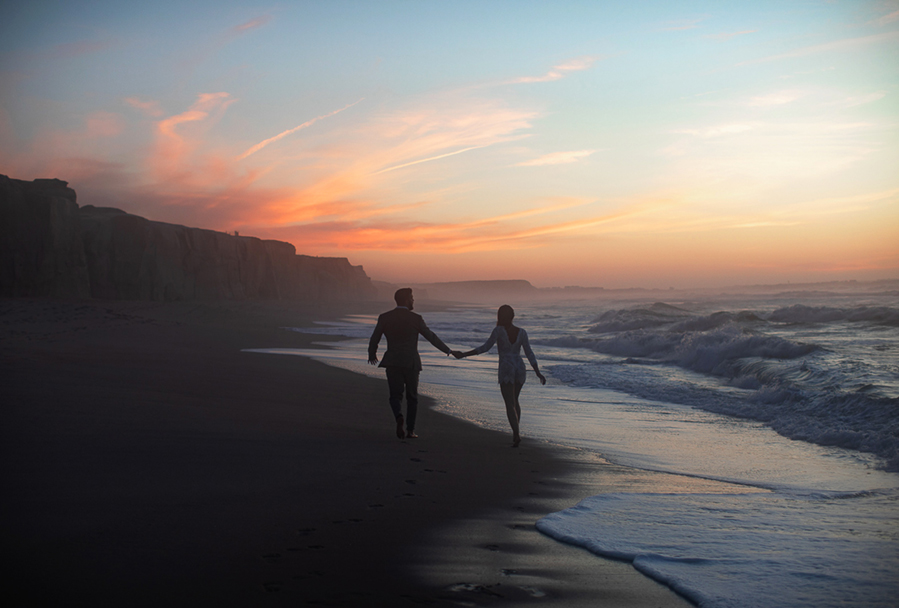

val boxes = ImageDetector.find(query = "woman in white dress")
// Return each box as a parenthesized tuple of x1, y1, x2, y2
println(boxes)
(453, 305, 546, 447)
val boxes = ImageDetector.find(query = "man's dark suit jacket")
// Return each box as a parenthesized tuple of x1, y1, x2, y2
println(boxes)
(368, 307, 451, 371)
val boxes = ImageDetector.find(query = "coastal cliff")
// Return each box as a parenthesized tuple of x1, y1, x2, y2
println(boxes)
(0, 175, 375, 302)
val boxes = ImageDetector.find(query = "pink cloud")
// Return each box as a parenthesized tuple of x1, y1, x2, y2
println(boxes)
(124, 97, 164, 117)
(506, 56, 601, 84)
(517, 150, 595, 166)
(231, 15, 272, 34)
(3, 87, 543, 253)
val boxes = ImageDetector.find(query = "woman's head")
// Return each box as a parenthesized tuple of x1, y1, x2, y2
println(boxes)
(497, 304, 515, 326)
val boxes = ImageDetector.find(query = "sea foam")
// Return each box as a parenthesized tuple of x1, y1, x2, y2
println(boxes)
(537, 490, 899, 608)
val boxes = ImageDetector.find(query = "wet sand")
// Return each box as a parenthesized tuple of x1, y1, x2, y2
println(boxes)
(0, 298, 707, 606)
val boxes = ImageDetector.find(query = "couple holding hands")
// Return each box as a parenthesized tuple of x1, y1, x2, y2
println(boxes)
(368, 288, 545, 447)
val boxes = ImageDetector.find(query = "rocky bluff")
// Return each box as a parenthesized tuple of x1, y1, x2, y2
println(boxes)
(0, 175, 375, 301)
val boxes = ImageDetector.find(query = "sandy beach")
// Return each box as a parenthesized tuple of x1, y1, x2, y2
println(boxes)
(0, 298, 716, 606)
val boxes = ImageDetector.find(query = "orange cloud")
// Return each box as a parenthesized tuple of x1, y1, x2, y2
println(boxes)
(517, 150, 595, 166)
(505, 56, 601, 84)
(250, 196, 663, 254)
(152, 92, 236, 184)
(124, 97, 164, 117)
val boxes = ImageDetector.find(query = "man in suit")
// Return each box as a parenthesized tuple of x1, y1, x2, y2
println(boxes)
(368, 288, 453, 439)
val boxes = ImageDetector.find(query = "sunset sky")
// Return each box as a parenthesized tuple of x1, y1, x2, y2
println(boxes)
(1, 1, 897, 288)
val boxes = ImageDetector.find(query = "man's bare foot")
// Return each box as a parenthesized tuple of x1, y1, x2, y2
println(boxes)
(406, 431, 419, 439)
(396, 415, 405, 439)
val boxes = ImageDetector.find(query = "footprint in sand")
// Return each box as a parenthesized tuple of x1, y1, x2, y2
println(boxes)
(447, 583, 504, 598)
(520, 585, 546, 598)
(410, 457, 422, 462)
(297, 527, 316, 535)
(484, 544, 501, 552)
(405, 479, 417, 485)
(368, 503, 384, 509)
(262, 553, 281, 563)
(507, 523, 533, 531)
(262, 581, 282, 592)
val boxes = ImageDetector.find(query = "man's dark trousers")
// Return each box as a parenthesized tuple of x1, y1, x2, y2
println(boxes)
(386, 366, 419, 432)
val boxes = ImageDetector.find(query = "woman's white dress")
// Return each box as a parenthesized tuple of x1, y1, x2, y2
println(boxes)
(471, 326, 539, 385)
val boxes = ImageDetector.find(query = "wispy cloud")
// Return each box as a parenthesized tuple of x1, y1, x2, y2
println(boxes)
(256, 197, 654, 253)
(506, 56, 600, 84)
(237, 98, 364, 161)
(231, 15, 272, 34)
(747, 90, 803, 106)
(874, 9, 899, 25)
(151, 92, 238, 186)
(822, 91, 886, 108)
(517, 150, 595, 166)
(738, 31, 899, 65)
(704, 30, 757, 41)
(659, 18, 706, 31)
(374, 144, 492, 175)
(672, 124, 754, 138)
(124, 97, 164, 117)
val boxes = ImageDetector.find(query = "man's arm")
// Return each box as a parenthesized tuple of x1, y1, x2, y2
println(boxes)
(418, 318, 451, 355)
(368, 317, 385, 365)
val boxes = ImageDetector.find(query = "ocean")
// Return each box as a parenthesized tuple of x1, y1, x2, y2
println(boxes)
(247, 289, 899, 607)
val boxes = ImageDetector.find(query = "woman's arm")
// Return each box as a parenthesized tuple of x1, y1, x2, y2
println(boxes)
(453, 327, 498, 359)
(521, 330, 546, 385)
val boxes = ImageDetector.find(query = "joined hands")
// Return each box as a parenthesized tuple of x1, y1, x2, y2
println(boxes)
(451, 350, 465, 359)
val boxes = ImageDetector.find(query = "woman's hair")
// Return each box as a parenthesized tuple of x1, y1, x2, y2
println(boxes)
(496, 304, 515, 326)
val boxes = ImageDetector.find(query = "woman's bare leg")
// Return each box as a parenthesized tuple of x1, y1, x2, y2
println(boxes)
(501, 382, 524, 446)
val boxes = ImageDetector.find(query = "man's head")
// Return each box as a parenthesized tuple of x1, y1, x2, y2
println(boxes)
(394, 288, 414, 309)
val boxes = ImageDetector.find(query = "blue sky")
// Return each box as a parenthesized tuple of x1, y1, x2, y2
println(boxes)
(2, 0, 897, 287)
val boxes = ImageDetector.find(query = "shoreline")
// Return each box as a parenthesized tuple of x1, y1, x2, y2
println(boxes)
(1, 298, 720, 606)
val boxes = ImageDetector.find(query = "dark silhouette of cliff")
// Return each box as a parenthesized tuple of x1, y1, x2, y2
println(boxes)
(0, 175, 375, 301)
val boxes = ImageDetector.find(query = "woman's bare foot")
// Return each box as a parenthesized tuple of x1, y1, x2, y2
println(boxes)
(512, 436, 521, 448)
(406, 431, 419, 438)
